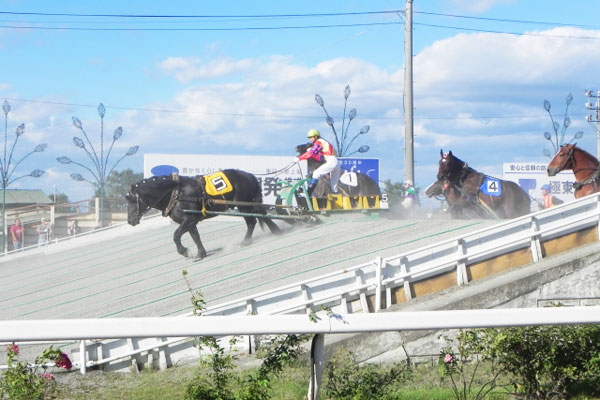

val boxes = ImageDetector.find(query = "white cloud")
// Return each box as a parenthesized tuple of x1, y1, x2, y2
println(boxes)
(125, 27, 600, 185)
(9, 24, 600, 201)
(158, 56, 256, 82)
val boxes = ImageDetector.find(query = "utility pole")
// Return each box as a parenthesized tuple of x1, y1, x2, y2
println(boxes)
(404, 0, 414, 185)
(585, 90, 600, 159)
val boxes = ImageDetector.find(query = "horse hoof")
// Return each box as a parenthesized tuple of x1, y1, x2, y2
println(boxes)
(241, 240, 252, 247)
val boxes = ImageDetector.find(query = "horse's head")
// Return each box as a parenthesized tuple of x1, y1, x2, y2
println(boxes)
(437, 149, 465, 180)
(425, 178, 455, 198)
(296, 143, 311, 155)
(547, 144, 576, 176)
(125, 183, 150, 226)
(424, 179, 443, 198)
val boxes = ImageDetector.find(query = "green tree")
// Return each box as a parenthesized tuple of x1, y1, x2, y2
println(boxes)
(47, 192, 69, 204)
(382, 179, 420, 207)
(382, 179, 405, 206)
(94, 169, 143, 198)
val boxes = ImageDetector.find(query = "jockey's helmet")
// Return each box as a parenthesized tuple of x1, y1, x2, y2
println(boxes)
(307, 129, 320, 138)
(404, 179, 413, 187)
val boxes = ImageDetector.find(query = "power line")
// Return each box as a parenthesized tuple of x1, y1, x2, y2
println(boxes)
(415, 10, 600, 29)
(0, 10, 402, 18)
(4, 97, 579, 121)
(0, 21, 401, 32)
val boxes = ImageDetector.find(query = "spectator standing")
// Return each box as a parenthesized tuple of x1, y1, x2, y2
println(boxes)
(540, 184, 563, 209)
(10, 218, 24, 250)
(68, 220, 81, 236)
(37, 218, 50, 246)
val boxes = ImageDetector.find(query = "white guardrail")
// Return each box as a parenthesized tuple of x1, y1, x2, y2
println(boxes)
(3, 193, 600, 376)
(1, 308, 599, 400)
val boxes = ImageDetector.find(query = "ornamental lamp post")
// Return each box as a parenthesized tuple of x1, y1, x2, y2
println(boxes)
(314, 85, 371, 157)
(57, 103, 139, 227)
(1, 100, 46, 253)
(541, 93, 584, 158)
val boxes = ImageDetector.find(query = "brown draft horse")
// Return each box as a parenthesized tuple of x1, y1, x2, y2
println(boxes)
(547, 144, 600, 198)
(436, 150, 531, 219)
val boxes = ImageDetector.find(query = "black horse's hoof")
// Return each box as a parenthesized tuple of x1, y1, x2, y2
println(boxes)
(241, 239, 252, 247)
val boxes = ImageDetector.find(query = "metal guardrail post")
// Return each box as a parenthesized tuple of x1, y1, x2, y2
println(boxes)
(79, 340, 87, 375)
(400, 256, 411, 301)
(530, 216, 542, 262)
(456, 239, 468, 285)
(308, 333, 324, 400)
(375, 257, 383, 312)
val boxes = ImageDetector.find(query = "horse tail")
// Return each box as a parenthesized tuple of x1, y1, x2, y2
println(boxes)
(249, 175, 281, 234)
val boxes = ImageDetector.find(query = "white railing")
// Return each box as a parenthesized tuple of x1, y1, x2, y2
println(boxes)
(202, 192, 600, 318)
(1, 307, 599, 400)
(7, 193, 600, 374)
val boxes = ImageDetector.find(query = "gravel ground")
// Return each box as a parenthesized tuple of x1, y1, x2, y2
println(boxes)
(1, 208, 498, 321)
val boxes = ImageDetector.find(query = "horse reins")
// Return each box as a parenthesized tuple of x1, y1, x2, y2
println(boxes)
(132, 178, 178, 220)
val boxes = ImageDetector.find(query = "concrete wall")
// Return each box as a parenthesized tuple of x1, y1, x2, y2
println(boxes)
(324, 241, 600, 365)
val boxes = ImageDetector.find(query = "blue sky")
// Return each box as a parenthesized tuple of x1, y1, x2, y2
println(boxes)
(1, 0, 600, 202)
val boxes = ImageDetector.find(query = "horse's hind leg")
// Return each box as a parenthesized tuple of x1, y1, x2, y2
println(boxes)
(241, 216, 257, 246)
(173, 224, 191, 258)
(187, 224, 207, 260)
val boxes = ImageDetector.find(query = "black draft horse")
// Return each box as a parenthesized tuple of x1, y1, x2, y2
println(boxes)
(436, 150, 530, 219)
(125, 169, 281, 260)
(295, 143, 381, 198)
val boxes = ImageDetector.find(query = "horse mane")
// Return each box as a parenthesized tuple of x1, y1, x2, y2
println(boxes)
(131, 175, 181, 195)
(570, 144, 600, 165)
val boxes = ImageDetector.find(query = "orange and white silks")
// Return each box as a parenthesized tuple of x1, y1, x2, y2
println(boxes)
(316, 138, 337, 157)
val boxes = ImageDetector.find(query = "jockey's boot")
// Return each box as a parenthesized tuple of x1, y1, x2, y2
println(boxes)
(307, 178, 318, 196)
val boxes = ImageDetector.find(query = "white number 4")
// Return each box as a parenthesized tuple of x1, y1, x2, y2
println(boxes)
(487, 180, 499, 193)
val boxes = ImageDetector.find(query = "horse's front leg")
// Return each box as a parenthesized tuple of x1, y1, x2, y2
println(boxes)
(187, 224, 207, 260)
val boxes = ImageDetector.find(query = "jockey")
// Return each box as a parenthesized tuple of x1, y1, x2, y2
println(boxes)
(403, 180, 416, 199)
(402, 179, 417, 216)
(297, 128, 341, 194)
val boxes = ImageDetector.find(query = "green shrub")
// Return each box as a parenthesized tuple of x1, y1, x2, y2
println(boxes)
(0, 344, 72, 400)
(324, 347, 410, 400)
(459, 324, 600, 399)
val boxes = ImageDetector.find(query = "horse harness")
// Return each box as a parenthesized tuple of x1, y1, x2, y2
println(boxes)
(445, 166, 502, 219)
(130, 180, 174, 221)
(163, 173, 213, 218)
(573, 169, 600, 191)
